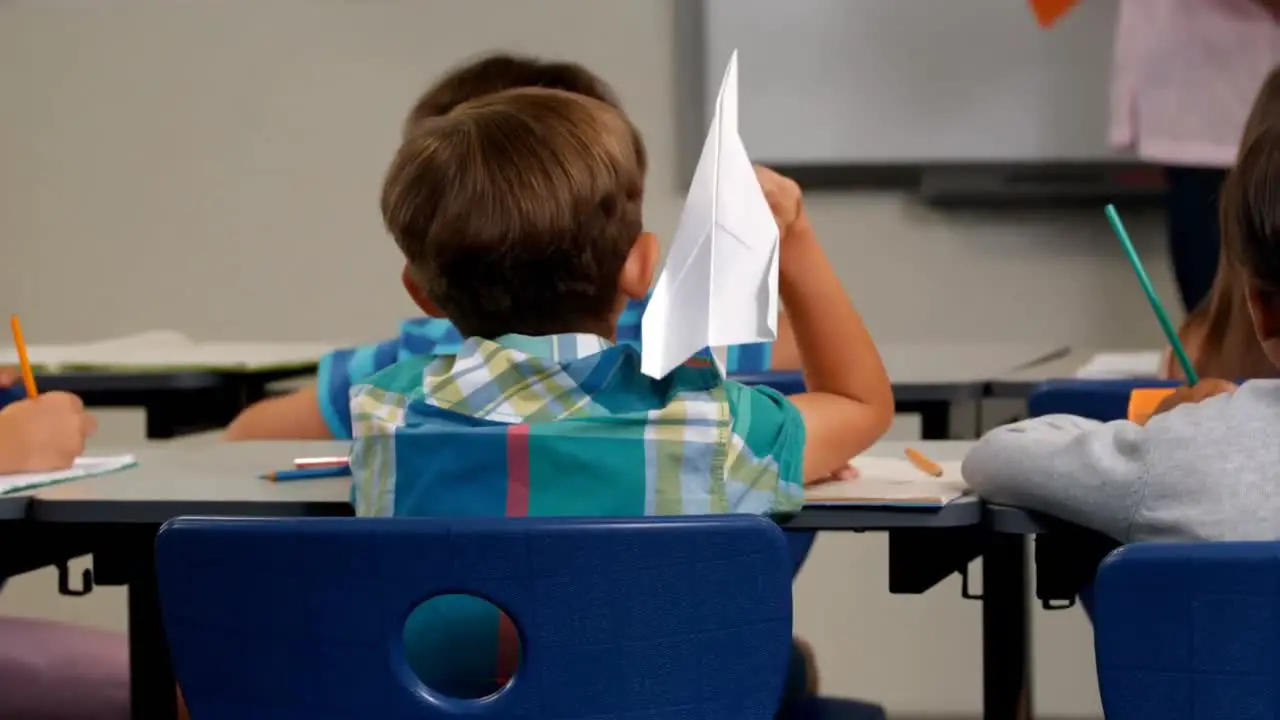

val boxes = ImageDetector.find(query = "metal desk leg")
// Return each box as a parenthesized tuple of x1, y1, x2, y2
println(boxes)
(983, 533, 1032, 720)
(918, 401, 952, 440)
(128, 556, 178, 720)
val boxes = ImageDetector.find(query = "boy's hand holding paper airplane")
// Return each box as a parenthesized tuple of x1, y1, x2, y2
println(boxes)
(755, 165, 808, 243)
(643, 50, 894, 482)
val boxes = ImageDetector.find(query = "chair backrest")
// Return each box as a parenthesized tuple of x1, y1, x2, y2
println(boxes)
(156, 514, 794, 720)
(1093, 542, 1280, 720)
(1027, 379, 1179, 421)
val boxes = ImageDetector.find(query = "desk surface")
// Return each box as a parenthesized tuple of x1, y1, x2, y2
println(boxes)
(36, 367, 316, 395)
(0, 489, 35, 521)
(30, 441, 352, 523)
(880, 342, 1069, 402)
(987, 346, 1163, 398)
(25, 440, 1008, 531)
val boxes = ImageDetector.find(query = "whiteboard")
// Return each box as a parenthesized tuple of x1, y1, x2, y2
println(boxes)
(700, 0, 1123, 166)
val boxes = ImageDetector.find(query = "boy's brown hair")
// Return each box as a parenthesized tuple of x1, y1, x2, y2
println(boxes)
(404, 53, 647, 176)
(1174, 64, 1280, 380)
(382, 88, 645, 340)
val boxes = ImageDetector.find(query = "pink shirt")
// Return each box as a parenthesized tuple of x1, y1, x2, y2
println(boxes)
(1111, 0, 1280, 168)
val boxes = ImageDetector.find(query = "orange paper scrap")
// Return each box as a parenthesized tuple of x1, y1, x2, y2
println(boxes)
(1029, 0, 1081, 28)
(1128, 387, 1177, 425)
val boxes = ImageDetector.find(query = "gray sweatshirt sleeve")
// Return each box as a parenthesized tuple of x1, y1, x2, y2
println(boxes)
(962, 414, 1151, 542)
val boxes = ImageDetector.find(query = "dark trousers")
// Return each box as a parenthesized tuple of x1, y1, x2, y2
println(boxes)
(1164, 166, 1229, 313)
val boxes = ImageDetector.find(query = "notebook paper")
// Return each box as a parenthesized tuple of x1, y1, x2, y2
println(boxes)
(1074, 351, 1164, 379)
(805, 456, 968, 508)
(0, 455, 137, 495)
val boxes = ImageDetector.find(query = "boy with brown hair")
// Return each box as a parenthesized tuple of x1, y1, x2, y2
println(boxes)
(349, 86, 892, 707)
(224, 53, 801, 442)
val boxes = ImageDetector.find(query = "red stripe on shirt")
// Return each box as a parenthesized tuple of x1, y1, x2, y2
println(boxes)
(506, 424, 530, 517)
(498, 424, 530, 683)
(495, 611, 520, 684)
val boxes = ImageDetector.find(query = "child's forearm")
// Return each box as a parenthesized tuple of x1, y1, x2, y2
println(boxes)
(769, 313, 801, 370)
(782, 217, 891, 409)
(782, 214, 894, 465)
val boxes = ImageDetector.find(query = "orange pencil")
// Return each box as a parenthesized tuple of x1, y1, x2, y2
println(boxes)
(9, 315, 38, 398)
(905, 447, 944, 478)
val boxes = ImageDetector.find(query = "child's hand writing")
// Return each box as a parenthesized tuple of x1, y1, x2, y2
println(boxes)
(0, 392, 97, 473)
(1151, 379, 1238, 418)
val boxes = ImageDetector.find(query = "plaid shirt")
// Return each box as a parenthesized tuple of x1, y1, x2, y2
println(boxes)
(350, 333, 803, 518)
(319, 293, 774, 439)
(347, 333, 803, 696)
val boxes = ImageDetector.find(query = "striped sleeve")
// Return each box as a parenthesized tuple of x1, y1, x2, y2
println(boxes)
(316, 337, 403, 440)
(720, 381, 805, 514)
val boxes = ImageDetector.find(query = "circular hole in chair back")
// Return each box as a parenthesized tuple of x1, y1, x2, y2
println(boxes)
(403, 594, 522, 700)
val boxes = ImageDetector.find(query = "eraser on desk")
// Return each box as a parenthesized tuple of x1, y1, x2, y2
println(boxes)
(1128, 387, 1177, 425)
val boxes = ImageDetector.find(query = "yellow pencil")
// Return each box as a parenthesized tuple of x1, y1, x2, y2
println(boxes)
(9, 315, 38, 398)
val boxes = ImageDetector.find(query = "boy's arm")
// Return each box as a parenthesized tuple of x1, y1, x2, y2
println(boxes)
(224, 337, 405, 441)
(781, 217, 894, 480)
(961, 415, 1147, 541)
(769, 313, 801, 370)
(223, 384, 335, 441)
(753, 167, 892, 481)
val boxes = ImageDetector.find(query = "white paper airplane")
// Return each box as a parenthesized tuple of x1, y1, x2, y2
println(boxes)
(640, 51, 779, 379)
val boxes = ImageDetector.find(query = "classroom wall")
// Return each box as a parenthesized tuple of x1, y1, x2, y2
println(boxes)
(0, 2, 1175, 718)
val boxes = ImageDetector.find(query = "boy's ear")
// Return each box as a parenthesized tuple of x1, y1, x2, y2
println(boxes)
(402, 265, 444, 318)
(618, 231, 660, 301)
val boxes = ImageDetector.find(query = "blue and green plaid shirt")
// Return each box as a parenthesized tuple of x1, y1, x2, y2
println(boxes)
(319, 293, 773, 439)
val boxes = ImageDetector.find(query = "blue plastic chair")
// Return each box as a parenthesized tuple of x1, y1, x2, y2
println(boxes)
(1027, 378, 1179, 421)
(157, 515, 798, 719)
(0, 383, 23, 410)
(1093, 542, 1280, 720)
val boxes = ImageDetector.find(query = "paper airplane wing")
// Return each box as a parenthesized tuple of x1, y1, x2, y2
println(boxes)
(706, 52, 779, 351)
(641, 50, 778, 378)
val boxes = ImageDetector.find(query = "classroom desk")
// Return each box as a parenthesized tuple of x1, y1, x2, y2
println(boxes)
(24, 439, 1031, 720)
(30, 441, 351, 720)
(987, 503, 1121, 616)
(739, 342, 1068, 439)
(36, 366, 316, 439)
(986, 346, 1158, 399)
(882, 342, 1068, 439)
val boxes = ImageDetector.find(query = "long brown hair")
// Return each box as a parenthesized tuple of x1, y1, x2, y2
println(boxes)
(1172, 64, 1280, 380)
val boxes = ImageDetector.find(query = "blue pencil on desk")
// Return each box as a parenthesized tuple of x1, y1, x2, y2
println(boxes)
(1104, 203, 1200, 385)
(262, 465, 351, 482)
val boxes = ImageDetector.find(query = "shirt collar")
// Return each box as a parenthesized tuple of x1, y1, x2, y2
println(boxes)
(491, 333, 613, 362)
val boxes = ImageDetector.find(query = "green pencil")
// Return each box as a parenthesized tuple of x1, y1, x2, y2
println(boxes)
(1104, 203, 1199, 385)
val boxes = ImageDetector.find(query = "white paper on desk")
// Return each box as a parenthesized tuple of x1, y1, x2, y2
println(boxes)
(0, 455, 137, 495)
(641, 50, 779, 379)
(805, 457, 968, 508)
(1074, 351, 1164, 379)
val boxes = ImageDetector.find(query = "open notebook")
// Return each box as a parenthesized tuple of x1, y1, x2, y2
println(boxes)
(0, 455, 137, 495)
(804, 456, 968, 508)
(0, 330, 336, 373)
(1074, 351, 1164, 379)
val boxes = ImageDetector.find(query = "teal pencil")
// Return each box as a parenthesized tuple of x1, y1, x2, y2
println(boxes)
(1104, 204, 1199, 385)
